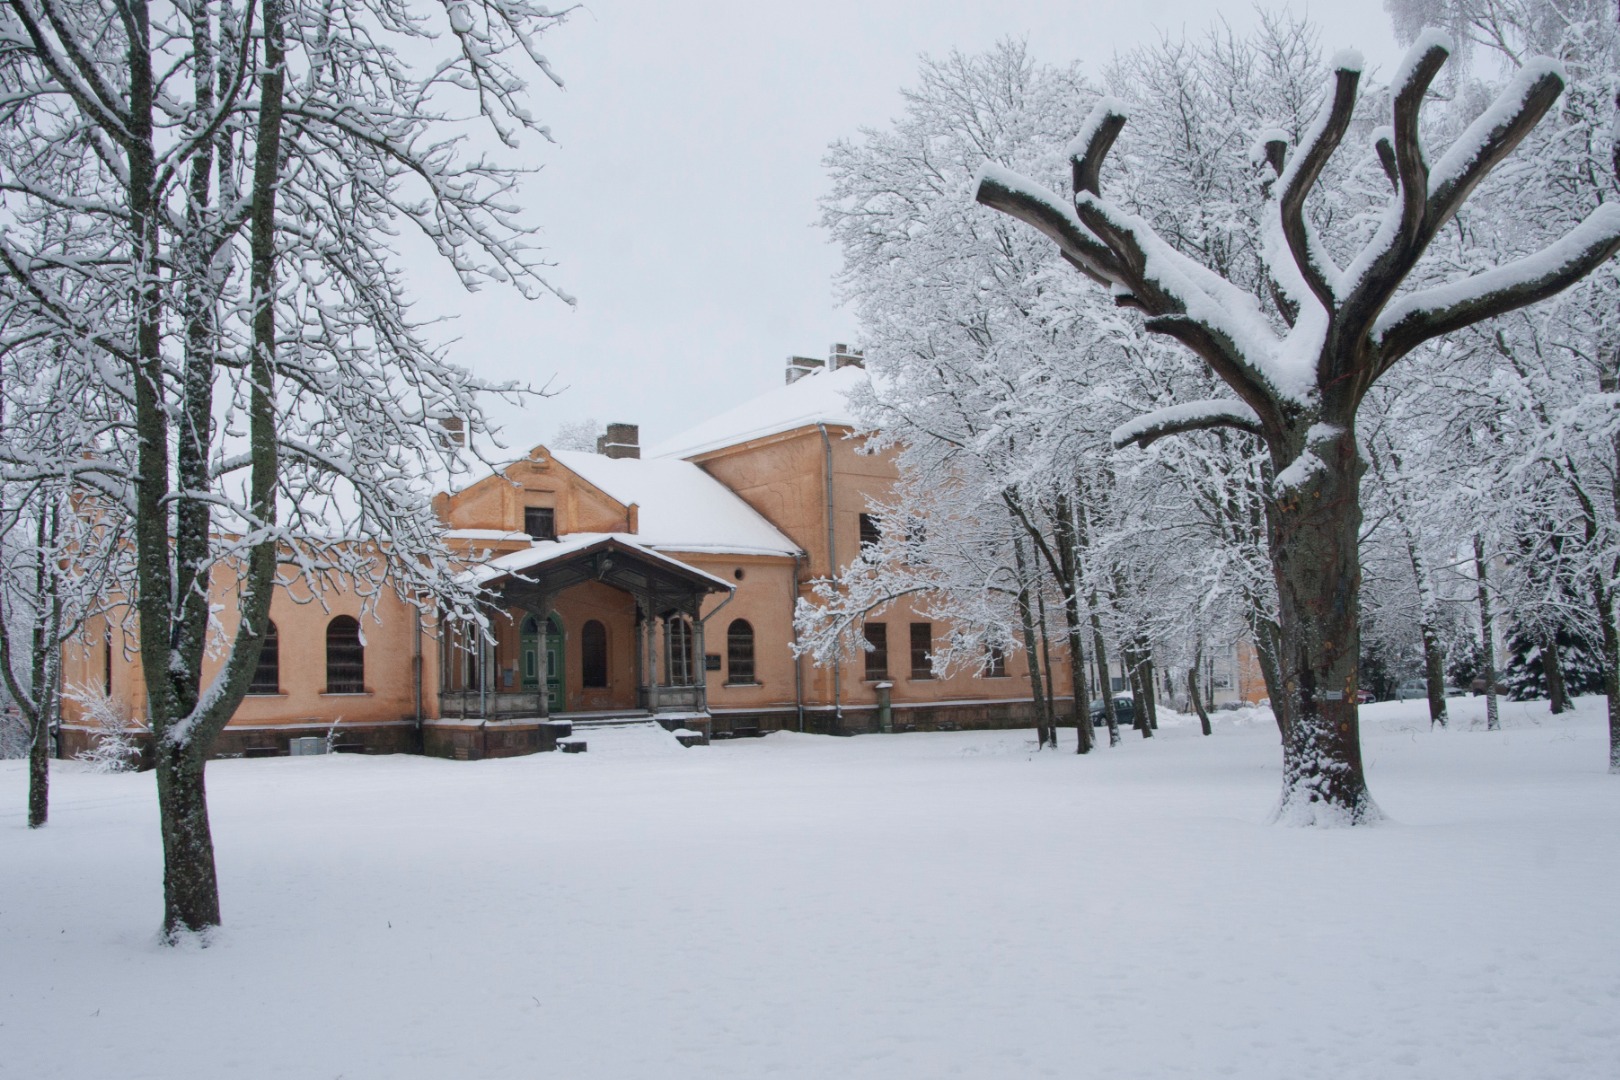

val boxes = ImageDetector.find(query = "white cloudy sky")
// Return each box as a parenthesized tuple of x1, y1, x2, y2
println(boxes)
(408, 1, 1405, 453)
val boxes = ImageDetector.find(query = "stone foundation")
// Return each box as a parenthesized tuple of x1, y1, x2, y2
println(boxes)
(57, 720, 422, 766)
(421, 718, 571, 760)
(709, 698, 1073, 738)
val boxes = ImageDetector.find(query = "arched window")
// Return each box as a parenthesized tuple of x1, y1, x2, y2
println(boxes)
(666, 616, 694, 686)
(248, 620, 280, 695)
(581, 620, 608, 688)
(326, 616, 364, 694)
(727, 619, 755, 684)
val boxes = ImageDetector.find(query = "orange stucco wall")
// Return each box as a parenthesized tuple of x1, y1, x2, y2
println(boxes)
(61, 557, 439, 732)
(64, 418, 1063, 748)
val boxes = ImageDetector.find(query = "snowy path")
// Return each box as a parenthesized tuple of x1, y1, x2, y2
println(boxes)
(3, 698, 1618, 1079)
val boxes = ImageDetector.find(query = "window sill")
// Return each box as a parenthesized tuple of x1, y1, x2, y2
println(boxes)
(723, 680, 762, 688)
(320, 691, 373, 697)
(244, 691, 286, 698)
(909, 673, 934, 681)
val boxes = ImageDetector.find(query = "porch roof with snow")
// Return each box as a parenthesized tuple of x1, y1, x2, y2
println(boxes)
(646, 364, 866, 460)
(463, 534, 734, 614)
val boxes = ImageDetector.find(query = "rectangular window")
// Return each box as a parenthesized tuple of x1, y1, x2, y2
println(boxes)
(985, 644, 1008, 678)
(863, 623, 888, 681)
(859, 512, 881, 550)
(909, 622, 933, 679)
(524, 506, 556, 541)
(247, 623, 280, 695)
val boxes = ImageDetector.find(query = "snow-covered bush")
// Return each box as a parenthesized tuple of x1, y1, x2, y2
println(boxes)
(67, 684, 144, 773)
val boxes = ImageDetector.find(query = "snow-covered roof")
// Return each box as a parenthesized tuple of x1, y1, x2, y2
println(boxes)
(647, 364, 866, 460)
(463, 533, 737, 592)
(551, 450, 801, 557)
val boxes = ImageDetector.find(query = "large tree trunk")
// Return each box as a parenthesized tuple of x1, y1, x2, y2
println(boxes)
(1473, 535, 1500, 733)
(1596, 571, 1620, 772)
(27, 711, 49, 827)
(1267, 421, 1378, 824)
(1034, 588, 1058, 747)
(1052, 494, 1092, 754)
(1011, 537, 1052, 748)
(1542, 630, 1569, 715)
(155, 741, 220, 934)
(1421, 620, 1448, 728)
(1137, 635, 1158, 730)
(1189, 640, 1212, 736)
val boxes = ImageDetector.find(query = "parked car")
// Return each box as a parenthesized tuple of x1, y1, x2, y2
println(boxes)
(1394, 678, 1426, 700)
(1396, 678, 1467, 700)
(1355, 688, 1375, 705)
(1089, 694, 1136, 727)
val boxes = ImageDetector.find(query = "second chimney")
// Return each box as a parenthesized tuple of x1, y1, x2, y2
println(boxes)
(830, 343, 865, 370)
(785, 355, 825, 385)
(597, 422, 640, 459)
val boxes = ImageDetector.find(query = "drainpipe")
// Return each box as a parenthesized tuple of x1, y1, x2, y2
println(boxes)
(818, 423, 842, 733)
(874, 680, 894, 733)
(790, 552, 805, 732)
(697, 585, 736, 714)
(413, 605, 424, 745)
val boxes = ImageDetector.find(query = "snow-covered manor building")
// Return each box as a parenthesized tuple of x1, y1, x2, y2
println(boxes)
(61, 347, 1060, 759)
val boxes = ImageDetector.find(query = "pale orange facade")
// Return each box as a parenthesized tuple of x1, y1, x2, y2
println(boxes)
(62, 349, 1058, 759)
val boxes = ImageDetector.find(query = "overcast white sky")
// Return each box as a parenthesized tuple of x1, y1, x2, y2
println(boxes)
(409, 1, 1404, 453)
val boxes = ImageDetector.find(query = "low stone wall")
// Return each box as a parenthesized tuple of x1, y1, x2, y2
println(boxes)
(57, 720, 422, 765)
(421, 718, 571, 760)
(709, 698, 1073, 738)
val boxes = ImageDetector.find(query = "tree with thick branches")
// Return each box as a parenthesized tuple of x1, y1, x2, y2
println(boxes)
(977, 30, 1620, 821)
(0, 0, 570, 935)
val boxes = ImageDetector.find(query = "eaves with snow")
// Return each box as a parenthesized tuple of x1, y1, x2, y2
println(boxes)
(646, 364, 867, 461)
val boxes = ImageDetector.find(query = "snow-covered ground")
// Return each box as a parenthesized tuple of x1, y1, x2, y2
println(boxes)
(3, 697, 1617, 1079)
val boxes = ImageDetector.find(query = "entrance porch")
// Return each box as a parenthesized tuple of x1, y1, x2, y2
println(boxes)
(434, 536, 733, 729)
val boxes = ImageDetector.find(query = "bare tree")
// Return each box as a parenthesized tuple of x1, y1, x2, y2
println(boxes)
(977, 32, 1620, 821)
(0, 0, 570, 935)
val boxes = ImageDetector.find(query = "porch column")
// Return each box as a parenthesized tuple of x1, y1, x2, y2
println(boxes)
(633, 595, 648, 712)
(692, 599, 709, 712)
(535, 593, 552, 720)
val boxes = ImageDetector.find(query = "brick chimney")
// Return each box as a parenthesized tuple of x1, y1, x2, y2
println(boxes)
(596, 422, 640, 459)
(830, 343, 865, 370)
(785, 355, 825, 385)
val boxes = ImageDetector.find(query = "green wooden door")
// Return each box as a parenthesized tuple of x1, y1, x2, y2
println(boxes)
(545, 615, 563, 712)
(520, 615, 565, 712)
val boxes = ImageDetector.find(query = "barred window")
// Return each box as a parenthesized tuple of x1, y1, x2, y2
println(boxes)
(859, 513, 881, 549)
(248, 621, 280, 695)
(727, 619, 756, 684)
(863, 623, 889, 681)
(666, 616, 694, 686)
(524, 506, 556, 541)
(325, 616, 365, 694)
(910, 622, 933, 679)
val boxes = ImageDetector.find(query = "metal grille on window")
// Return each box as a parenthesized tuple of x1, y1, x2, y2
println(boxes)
(910, 622, 932, 679)
(727, 619, 755, 684)
(248, 620, 280, 694)
(666, 616, 694, 686)
(859, 512, 881, 549)
(326, 616, 364, 694)
(524, 506, 556, 540)
(864, 623, 888, 680)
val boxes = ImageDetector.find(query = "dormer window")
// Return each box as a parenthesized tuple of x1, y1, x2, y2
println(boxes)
(524, 506, 556, 541)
